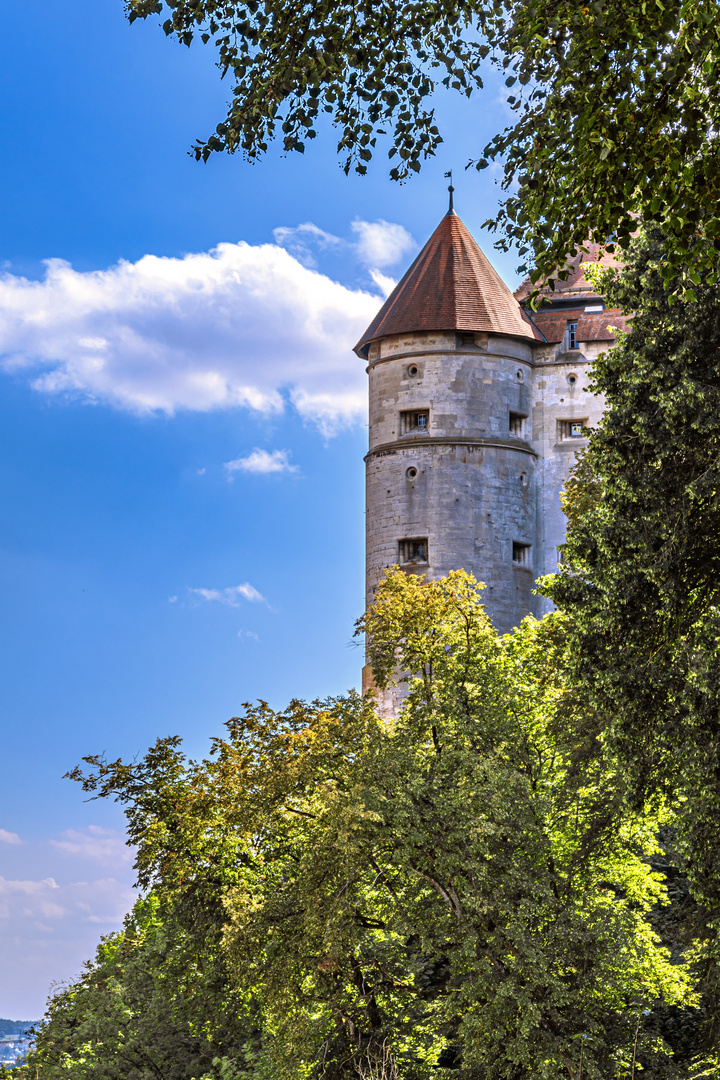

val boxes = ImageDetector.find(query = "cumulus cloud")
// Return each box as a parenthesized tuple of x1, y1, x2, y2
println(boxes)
(189, 583, 266, 606)
(369, 269, 399, 298)
(225, 448, 298, 476)
(0, 236, 388, 434)
(0, 873, 137, 1015)
(0, 829, 22, 845)
(0, 874, 135, 931)
(274, 218, 416, 275)
(351, 219, 416, 268)
(50, 826, 134, 867)
(271, 223, 342, 268)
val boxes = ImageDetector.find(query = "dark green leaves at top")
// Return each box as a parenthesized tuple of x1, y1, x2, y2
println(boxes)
(126, 0, 720, 296)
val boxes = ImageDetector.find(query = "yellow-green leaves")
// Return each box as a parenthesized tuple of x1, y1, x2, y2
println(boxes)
(60, 566, 703, 1078)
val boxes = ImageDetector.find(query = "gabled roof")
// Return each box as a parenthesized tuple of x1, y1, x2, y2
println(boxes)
(514, 242, 623, 302)
(354, 211, 541, 357)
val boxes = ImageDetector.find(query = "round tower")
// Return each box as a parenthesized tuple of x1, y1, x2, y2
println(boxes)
(355, 203, 542, 659)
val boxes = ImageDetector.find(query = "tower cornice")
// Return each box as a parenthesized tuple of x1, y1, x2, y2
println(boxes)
(365, 434, 537, 462)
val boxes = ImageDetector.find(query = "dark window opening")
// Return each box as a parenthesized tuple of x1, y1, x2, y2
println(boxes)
(457, 331, 476, 347)
(512, 542, 531, 567)
(399, 538, 428, 564)
(567, 321, 579, 349)
(509, 412, 526, 437)
(400, 410, 429, 434)
(558, 419, 588, 441)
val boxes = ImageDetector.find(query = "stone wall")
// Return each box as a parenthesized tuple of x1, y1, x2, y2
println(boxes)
(365, 328, 608, 634)
(528, 341, 607, 617)
(366, 329, 539, 634)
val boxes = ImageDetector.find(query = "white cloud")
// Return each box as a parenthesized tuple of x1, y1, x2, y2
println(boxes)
(369, 269, 398, 298)
(0, 873, 137, 1016)
(0, 874, 135, 930)
(0, 829, 22, 845)
(225, 448, 298, 476)
(189, 583, 266, 606)
(351, 219, 416, 268)
(0, 238, 387, 435)
(238, 629, 260, 641)
(49, 826, 134, 867)
(271, 223, 342, 268)
(273, 218, 416, 278)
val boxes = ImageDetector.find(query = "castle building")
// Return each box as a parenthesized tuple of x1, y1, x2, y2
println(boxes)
(354, 199, 624, 667)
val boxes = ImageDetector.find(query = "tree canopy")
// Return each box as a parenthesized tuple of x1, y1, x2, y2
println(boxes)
(19, 570, 708, 1079)
(543, 227, 720, 1067)
(548, 229, 720, 893)
(127, 0, 720, 290)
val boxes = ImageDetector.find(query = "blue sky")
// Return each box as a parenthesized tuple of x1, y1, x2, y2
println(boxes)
(0, 0, 522, 1018)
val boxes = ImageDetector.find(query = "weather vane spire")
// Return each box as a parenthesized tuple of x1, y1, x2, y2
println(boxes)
(444, 170, 455, 214)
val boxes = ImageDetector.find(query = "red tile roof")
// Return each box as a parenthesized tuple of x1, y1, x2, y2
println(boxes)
(355, 212, 541, 356)
(514, 243, 623, 301)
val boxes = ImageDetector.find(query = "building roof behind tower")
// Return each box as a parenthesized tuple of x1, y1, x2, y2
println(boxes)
(354, 211, 542, 356)
(514, 242, 623, 302)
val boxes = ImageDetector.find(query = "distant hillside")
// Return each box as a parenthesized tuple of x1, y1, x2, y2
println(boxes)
(0, 1020, 36, 1035)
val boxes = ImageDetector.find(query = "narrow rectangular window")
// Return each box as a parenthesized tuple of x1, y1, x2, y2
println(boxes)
(512, 542, 531, 567)
(398, 538, 429, 565)
(557, 419, 588, 441)
(400, 410, 429, 434)
(567, 321, 579, 349)
(509, 412, 526, 437)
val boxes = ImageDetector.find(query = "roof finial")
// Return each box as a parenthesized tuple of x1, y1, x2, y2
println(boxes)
(444, 170, 455, 214)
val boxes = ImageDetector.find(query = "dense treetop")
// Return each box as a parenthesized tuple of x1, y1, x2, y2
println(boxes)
(15, 570, 707, 1080)
(127, 0, 720, 291)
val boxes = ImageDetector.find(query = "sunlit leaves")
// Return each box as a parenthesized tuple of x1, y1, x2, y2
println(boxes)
(61, 570, 699, 1078)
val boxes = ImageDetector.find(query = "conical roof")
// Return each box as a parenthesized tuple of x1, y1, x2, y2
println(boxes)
(355, 211, 541, 356)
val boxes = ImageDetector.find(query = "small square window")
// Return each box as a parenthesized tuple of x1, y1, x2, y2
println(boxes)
(400, 410, 429, 434)
(509, 412, 526, 437)
(399, 538, 428, 564)
(512, 542, 531, 567)
(557, 419, 588, 441)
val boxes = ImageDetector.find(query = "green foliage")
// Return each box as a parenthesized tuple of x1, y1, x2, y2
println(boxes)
(546, 227, 720, 1056)
(126, 0, 720, 290)
(50, 570, 698, 1079)
(483, 0, 720, 296)
(125, 0, 489, 180)
(13, 896, 258, 1080)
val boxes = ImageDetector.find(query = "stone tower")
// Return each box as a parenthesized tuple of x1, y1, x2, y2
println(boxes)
(355, 202, 623, 672)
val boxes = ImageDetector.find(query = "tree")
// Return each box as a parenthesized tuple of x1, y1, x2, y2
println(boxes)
(127, 0, 720, 291)
(50, 570, 698, 1079)
(14, 897, 260, 1080)
(545, 227, 720, 1063)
